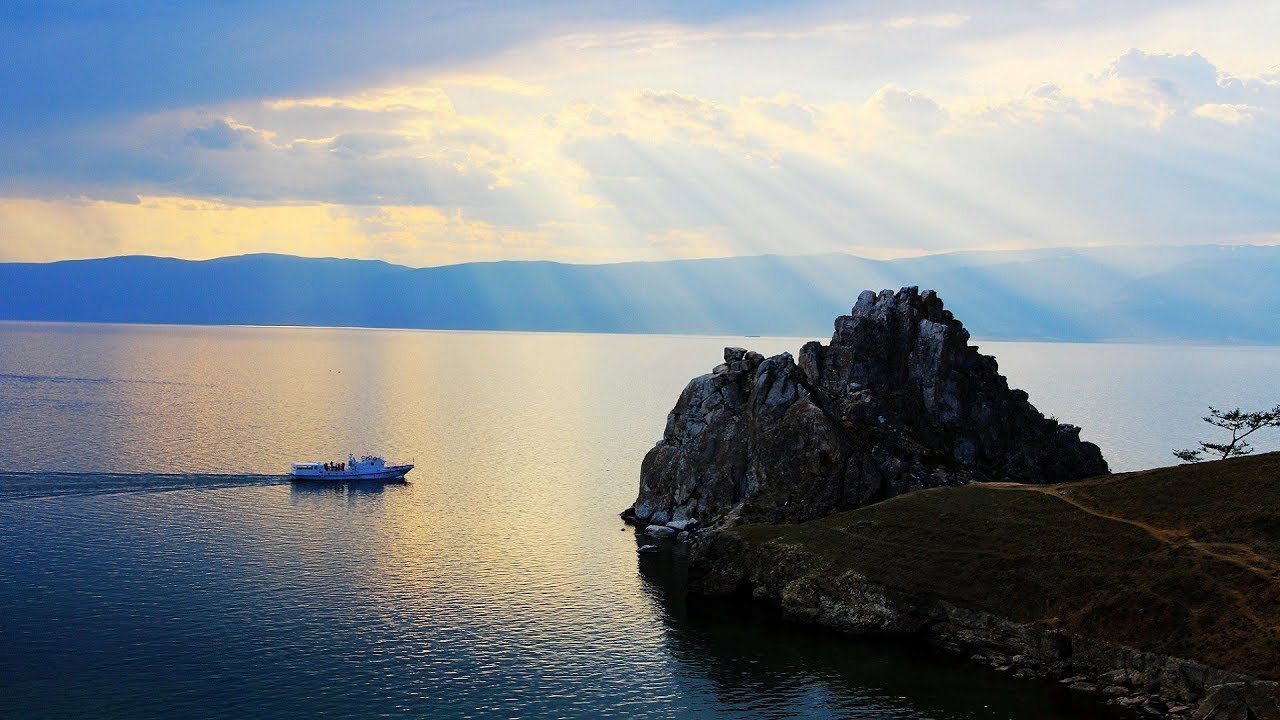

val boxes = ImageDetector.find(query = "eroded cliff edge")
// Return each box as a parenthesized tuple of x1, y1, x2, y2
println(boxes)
(625, 286, 1108, 527)
(686, 454, 1280, 719)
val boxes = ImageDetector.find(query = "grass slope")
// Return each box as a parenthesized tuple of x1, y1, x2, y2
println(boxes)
(732, 452, 1280, 679)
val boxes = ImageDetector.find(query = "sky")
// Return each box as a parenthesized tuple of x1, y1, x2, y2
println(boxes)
(1, 0, 1278, 266)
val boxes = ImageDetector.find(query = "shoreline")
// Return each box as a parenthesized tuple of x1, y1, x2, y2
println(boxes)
(678, 454, 1280, 720)
(688, 530, 1274, 719)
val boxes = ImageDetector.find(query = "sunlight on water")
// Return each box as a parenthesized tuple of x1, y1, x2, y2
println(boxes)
(2, 322, 1274, 718)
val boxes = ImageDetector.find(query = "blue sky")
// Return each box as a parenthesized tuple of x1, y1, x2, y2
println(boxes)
(1, 0, 1277, 265)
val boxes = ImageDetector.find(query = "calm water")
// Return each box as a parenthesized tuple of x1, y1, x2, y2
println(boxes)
(1, 322, 1277, 719)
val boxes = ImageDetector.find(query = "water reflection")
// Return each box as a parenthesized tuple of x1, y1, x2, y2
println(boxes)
(288, 479, 404, 498)
(2, 468, 1133, 720)
(634, 545, 1126, 720)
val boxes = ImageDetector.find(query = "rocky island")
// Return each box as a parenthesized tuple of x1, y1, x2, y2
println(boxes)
(625, 287, 1279, 719)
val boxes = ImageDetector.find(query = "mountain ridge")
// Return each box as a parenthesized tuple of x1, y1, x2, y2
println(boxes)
(2, 245, 1277, 342)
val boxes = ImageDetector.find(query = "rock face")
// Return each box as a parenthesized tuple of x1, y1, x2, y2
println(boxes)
(627, 287, 1107, 526)
(689, 531, 1280, 720)
(643, 524, 677, 539)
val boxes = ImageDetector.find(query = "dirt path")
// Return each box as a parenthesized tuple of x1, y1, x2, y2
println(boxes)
(987, 483, 1280, 582)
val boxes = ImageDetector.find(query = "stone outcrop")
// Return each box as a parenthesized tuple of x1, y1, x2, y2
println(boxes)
(689, 531, 1280, 720)
(625, 287, 1108, 527)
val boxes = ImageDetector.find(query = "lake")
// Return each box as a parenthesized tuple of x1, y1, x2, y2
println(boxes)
(1, 322, 1276, 719)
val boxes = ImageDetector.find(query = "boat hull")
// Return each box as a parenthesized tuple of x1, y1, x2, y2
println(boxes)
(289, 464, 413, 482)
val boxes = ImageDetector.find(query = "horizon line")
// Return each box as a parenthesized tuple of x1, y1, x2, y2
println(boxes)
(4, 240, 1279, 271)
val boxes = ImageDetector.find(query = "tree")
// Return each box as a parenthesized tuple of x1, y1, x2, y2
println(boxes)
(1174, 404, 1280, 463)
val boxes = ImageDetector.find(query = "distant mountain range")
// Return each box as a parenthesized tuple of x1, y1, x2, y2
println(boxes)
(1, 245, 1277, 342)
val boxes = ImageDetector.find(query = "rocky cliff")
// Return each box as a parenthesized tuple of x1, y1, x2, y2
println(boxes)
(625, 287, 1108, 527)
(684, 453, 1280, 719)
(692, 529, 1275, 719)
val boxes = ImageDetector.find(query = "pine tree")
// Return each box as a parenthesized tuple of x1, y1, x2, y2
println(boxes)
(1174, 404, 1280, 463)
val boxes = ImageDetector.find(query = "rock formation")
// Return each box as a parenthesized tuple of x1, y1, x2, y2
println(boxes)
(689, 528, 1280, 720)
(625, 287, 1108, 527)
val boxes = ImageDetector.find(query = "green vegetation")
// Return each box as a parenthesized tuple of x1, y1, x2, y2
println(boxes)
(1174, 404, 1280, 463)
(731, 452, 1280, 680)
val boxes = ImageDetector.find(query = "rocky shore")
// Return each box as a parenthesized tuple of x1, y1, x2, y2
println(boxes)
(625, 288, 1279, 719)
(689, 478, 1280, 720)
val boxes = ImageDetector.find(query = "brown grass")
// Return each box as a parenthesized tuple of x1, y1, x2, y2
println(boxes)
(731, 452, 1280, 679)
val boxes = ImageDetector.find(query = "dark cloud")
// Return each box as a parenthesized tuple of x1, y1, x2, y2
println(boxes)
(0, 116, 503, 208)
(0, 2, 553, 131)
(0, 0, 837, 134)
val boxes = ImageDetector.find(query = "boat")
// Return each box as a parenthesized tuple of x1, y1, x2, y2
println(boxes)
(289, 453, 413, 481)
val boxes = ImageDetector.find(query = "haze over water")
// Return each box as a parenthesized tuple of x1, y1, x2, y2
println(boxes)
(2, 322, 1277, 719)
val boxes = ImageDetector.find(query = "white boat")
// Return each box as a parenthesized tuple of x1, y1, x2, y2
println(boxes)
(290, 453, 413, 481)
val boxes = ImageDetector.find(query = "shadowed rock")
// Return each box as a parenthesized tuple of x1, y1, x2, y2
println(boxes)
(626, 287, 1108, 527)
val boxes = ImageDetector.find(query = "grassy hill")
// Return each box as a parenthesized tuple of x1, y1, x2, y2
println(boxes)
(728, 452, 1280, 680)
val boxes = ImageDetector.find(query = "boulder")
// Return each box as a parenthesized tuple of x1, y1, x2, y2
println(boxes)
(643, 524, 677, 539)
(626, 287, 1108, 527)
(1194, 682, 1280, 720)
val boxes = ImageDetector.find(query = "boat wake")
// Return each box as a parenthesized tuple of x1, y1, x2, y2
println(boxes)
(0, 471, 289, 501)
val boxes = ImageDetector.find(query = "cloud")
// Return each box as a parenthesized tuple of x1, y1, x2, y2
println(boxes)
(546, 103, 613, 131)
(632, 90, 733, 132)
(1192, 103, 1258, 125)
(184, 119, 270, 150)
(269, 86, 456, 115)
(882, 14, 970, 30)
(2, 3, 1280, 265)
(749, 96, 819, 132)
(432, 74, 550, 97)
(1099, 49, 1222, 103)
(970, 84, 1086, 127)
(326, 132, 413, 158)
(1085, 49, 1280, 125)
(867, 87, 950, 135)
